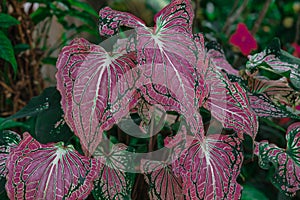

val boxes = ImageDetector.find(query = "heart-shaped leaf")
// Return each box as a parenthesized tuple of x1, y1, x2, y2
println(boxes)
(56, 38, 138, 155)
(99, 0, 202, 137)
(5, 132, 100, 200)
(255, 122, 300, 196)
(173, 134, 243, 199)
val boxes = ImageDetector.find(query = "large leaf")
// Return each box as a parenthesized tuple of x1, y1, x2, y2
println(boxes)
(203, 67, 258, 139)
(141, 160, 184, 200)
(56, 38, 138, 155)
(255, 122, 300, 196)
(5, 132, 100, 200)
(93, 143, 133, 199)
(246, 38, 300, 91)
(0, 31, 17, 74)
(99, 0, 202, 136)
(173, 134, 243, 199)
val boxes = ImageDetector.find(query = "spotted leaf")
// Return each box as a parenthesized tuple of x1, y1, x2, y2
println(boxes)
(5, 132, 100, 200)
(0, 130, 20, 178)
(255, 122, 300, 197)
(56, 38, 138, 155)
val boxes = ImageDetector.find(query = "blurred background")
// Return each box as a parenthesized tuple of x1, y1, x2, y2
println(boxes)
(0, 0, 300, 199)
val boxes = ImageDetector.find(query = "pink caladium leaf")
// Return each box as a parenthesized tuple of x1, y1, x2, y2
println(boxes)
(173, 134, 243, 200)
(246, 38, 300, 91)
(194, 34, 257, 139)
(203, 66, 258, 139)
(5, 132, 100, 200)
(93, 143, 133, 199)
(255, 122, 300, 197)
(99, 0, 203, 137)
(56, 38, 138, 155)
(0, 130, 20, 177)
(141, 160, 185, 200)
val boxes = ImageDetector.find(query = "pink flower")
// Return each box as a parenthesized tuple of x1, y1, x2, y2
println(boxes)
(291, 43, 300, 58)
(229, 23, 258, 56)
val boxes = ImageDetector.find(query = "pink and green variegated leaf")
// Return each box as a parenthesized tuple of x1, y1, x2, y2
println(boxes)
(246, 38, 300, 90)
(141, 160, 185, 200)
(5, 132, 100, 200)
(93, 143, 133, 199)
(56, 38, 138, 155)
(244, 73, 294, 96)
(255, 122, 300, 196)
(173, 134, 243, 200)
(248, 93, 300, 119)
(0, 130, 20, 177)
(203, 66, 258, 139)
(100, 0, 203, 136)
(206, 41, 239, 76)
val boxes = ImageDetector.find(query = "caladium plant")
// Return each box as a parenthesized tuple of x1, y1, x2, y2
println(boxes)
(0, 0, 300, 199)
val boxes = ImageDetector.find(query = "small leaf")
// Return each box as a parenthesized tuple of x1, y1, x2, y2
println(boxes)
(0, 31, 17, 73)
(255, 122, 300, 196)
(5, 132, 100, 200)
(68, 0, 98, 17)
(0, 130, 21, 177)
(0, 13, 20, 28)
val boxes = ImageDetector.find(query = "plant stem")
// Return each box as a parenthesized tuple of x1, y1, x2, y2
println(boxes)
(223, 0, 249, 36)
(251, 0, 272, 35)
